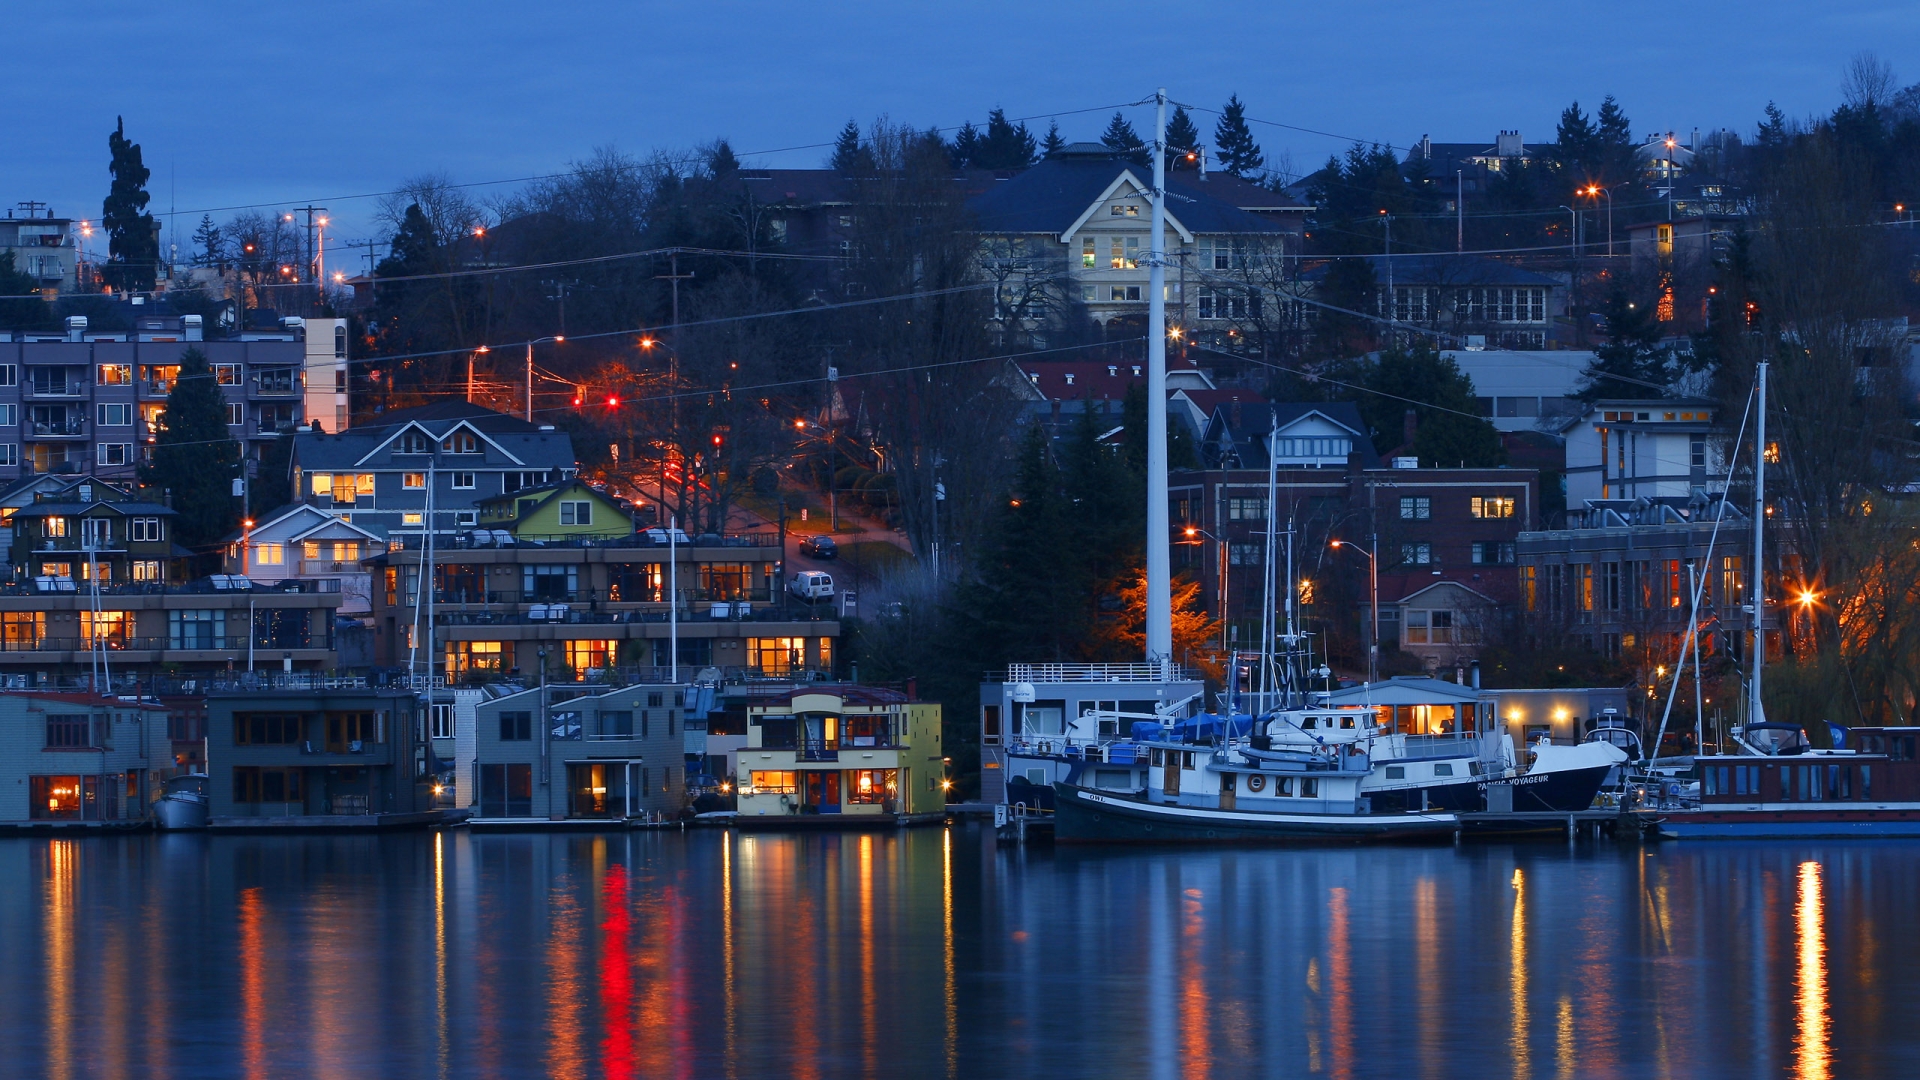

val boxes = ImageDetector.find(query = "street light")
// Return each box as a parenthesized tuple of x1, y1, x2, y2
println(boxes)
(1330, 539, 1378, 684)
(1180, 525, 1229, 651)
(1582, 185, 1615, 257)
(525, 336, 563, 421)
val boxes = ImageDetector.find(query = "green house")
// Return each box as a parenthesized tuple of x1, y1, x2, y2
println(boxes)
(476, 479, 633, 540)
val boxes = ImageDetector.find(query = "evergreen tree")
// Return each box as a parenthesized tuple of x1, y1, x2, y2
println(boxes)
(1360, 343, 1505, 468)
(102, 116, 158, 293)
(977, 109, 1037, 169)
(829, 120, 874, 174)
(1100, 112, 1147, 165)
(707, 139, 740, 177)
(190, 214, 225, 270)
(1578, 288, 1671, 400)
(1213, 94, 1264, 177)
(139, 347, 240, 548)
(951, 424, 1086, 661)
(0, 251, 54, 331)
(1757, 101, 1789, 147)
(1552, 100, 1600, 176)
(1165, 105, 1202, 169)
(1041, 120, 1066, 157)
(949, 122, 982, 169)
(1594, 95, 1634, 183)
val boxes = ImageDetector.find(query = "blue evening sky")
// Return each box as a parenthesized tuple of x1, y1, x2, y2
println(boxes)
(7, 0, 1918, 264)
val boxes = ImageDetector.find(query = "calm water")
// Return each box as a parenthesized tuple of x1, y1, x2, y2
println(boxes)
(0, 826, 1914, 1079)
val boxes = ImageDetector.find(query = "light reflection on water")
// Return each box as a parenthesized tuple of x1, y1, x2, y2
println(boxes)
(0, 830, 1915, 1078)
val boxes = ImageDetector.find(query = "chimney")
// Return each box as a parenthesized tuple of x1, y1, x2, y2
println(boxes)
(1419, 134, 1432, 160)
(1198, 145, 1208, 181)
(1496, 130, 1523, 158)
(65, 315, 87, 342)
(905, 677, 918, 702)
(1403, 408, 1418, 448)
(1470, 660, 1482, 690)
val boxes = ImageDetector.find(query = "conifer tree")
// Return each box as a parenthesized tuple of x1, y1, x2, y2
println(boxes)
(1553, 100, 1600, 176)
(190, 214, 225, 270)
(948, 122, 981, 169)
(1213, 94, 1264, 177)
(829, 120, 874, 173)
(1165, 105, 1202, 169)
(1578, 289, 1671, 401)
(707, 139, 740, 177)
(1041, 120, 1066, 157)
(139, 347, 241, 548)
(0, 252, 53, 331)
(102, 116, 159, 292)
(977, 109, 1037, 169)
(1100, 112, 1147, 164)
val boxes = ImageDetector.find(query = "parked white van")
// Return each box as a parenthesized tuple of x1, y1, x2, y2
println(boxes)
(789, 570, 834, 601)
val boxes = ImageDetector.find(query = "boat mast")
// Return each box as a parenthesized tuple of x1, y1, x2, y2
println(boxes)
(1143, 87, 1173, 672)
(1750, 361, 1767, 727)
(1260, 420, 1280, 709)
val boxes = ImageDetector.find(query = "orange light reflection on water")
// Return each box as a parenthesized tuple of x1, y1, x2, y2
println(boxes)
(43, 840, 75, 1080)
(1328, 886, 1352, 1080)
(1511, 868, 1529, 1080)
(238, 886, 265, 1080)
(1794, 861, 1830, 1080)
(1180, 886, 1210, 1078)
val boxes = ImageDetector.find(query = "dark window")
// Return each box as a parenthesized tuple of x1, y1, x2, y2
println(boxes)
(601, 711, 633, 737)
(499, 711, 532, 741)
(237, 713, 305, 745)
(758, 716, 798, 749)
(647, 692, 664, 708)
(46, 714, 95, 748)
(479, 763, 533, 816)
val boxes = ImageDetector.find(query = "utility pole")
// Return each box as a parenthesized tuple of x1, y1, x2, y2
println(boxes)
(1455, 171, 1463, 252)
(1144, 88, 1173, 668)
(293, 205, 327, 309)
(656, 252, 694, 522)
(1750, 362, 1769, 726)
(542, 279, 577, 336)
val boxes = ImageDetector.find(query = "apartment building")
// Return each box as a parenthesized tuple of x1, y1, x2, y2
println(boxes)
(365, 530, 837, 682)
(0, 205, 78, 295)
(0, 313, 340, 484)
(0, 481, 340, 682)
(203, 686, 444, 825)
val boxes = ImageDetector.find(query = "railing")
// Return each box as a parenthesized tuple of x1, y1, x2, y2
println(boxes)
(389, 531, 781, 552)
(798, 740, 840, 762)
(25, 384, 85, 399)
(1003, 662, 1199, 684)
(28, 419, 87, 436)
(329, 795, 369, 815)
(0, 577, 342, 597)
(431, 604, 825, 627)
(141, 380, 174, 395)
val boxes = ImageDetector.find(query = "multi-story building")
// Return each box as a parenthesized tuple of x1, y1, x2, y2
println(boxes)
(364, 529, 837, 682)
(469, 682, 686, 822)
(0, 482, 341, 682)
(1171, 406, 1538, 665)
(1553, 398, 1723, 506)
(0, 313, 339, 483)
(735, 686, 944, 823)
(967, 144, 1307, 347)
(222, 502, 387, 615)
(203, 685, 445, 825)
(0, 205, 78, 295)
(0, 690, 171, 825)
(289, 401, 576, 541)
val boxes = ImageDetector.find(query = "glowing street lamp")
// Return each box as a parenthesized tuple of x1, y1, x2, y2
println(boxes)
(1331, 539, 1379, 683)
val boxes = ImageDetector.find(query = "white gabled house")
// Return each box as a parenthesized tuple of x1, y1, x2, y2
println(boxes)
(224, 503, 387, 615)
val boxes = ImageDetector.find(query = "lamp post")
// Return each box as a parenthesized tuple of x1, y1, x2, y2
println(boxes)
(525, 336, 564, 422)
(1582, 185, 1614, 257)
(1331, 539, 1378, 684)
(1180, 525, 1229, 651)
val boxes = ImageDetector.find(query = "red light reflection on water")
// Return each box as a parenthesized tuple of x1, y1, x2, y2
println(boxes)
(601, 865, 633, 1079)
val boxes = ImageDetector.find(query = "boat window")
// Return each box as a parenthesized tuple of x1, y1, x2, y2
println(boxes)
(1275, 776, 1292, 796)
(1151, 748, 1164, 767)
(1182, 752, 1196, 771)
(1862, 765, 1872, 800)
(1385, 766, 1405, 780)
(1301, 717, 1316, 729)
(1300, 778, 1319, 798)
(1341, 717, 1356, 729)
(1434, 763, 1454, 777)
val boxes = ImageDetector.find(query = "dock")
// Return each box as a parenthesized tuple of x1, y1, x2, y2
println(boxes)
(1456, 808, 1654, 839)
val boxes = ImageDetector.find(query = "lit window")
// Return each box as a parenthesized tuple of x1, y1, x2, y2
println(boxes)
(1470, 496, 1515, 519)
(254, 543, 284, 567)
(403, 473, 426, 490)
(403, 513, 424, 526)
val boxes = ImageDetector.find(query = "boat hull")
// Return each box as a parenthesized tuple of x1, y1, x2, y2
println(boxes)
(1052, 784, 1457, 845)
(1487, 763, 1616, 813)
(155, 794, 209, 831)
(1658, 806, 1920, 839)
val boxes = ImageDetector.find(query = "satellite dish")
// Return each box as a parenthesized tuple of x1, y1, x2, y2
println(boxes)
(1012, 682, 1036, 704)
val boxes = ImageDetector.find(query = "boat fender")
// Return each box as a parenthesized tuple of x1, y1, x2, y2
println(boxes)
(1246, 774, 1266, 793)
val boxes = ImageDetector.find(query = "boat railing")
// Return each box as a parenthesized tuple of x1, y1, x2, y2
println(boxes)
(1003, 662, 1197, 684)
(1396, 731, 1498, 760)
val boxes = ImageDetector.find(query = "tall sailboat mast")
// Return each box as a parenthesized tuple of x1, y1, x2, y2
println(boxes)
(1750, 361, 1768, 726)
(1143, 87, 1173, 669)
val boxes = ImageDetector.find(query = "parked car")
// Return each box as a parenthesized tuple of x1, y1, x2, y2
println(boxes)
(789, 570, 834, 601)
(799, 534, 838, 559)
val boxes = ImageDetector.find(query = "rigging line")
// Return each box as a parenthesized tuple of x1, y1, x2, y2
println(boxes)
(1182, 343, 1486, 422)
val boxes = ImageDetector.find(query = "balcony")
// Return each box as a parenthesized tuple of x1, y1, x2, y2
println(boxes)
(28, 418, 87, 438)
(141, 380, 174, 396)
(24, 382, 85, 400)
